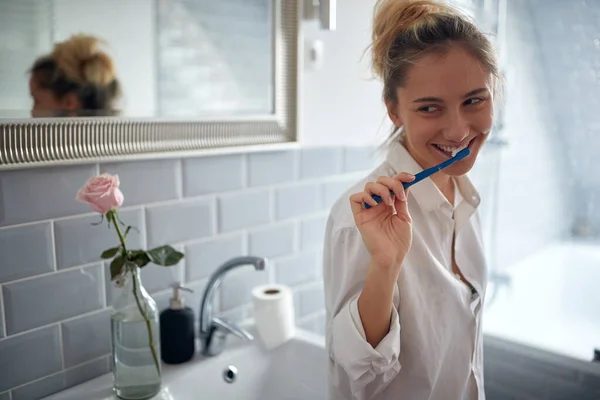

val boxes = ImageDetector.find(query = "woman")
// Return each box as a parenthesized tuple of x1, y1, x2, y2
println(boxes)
(323, 1, 501, 399)
(29, 33, 121, 117)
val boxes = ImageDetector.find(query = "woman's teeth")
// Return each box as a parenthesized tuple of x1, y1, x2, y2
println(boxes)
(434, 142, 469, 157)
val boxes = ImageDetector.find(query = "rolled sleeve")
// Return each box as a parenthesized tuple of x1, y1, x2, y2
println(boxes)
(323, 220, 402, 399)
(332, 295, 401, 385)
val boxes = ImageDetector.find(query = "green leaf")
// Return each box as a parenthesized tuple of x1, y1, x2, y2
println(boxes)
(130, 250, 151, 268)
(147, 245, 184, 266)
(110, 256, 125, 280)
(101, 247, 120, 259)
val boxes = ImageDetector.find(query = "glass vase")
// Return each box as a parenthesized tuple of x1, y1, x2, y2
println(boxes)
(110, 265, 162, 399)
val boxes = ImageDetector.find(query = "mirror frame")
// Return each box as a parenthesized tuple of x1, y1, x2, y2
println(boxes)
(0, 0, 300, 170)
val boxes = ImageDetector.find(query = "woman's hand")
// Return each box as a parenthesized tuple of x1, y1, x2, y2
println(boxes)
(349, 172, 415, 275)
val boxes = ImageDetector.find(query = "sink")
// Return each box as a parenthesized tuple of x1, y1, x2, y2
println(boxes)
(42, 327, 327, 400)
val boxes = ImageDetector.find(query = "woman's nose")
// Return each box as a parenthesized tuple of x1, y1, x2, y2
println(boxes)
(444, 111, 470, 142)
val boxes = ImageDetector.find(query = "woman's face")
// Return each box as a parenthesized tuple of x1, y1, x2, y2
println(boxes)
(29, 74, 78, 117)
(387, 45, 494, 176)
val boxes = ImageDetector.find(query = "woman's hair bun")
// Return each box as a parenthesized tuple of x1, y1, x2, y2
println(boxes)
(51, 33, 117, 86)
(371, 0, 452, 79)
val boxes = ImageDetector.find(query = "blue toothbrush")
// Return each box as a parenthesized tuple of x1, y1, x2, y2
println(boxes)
(364, 147, 471, 209)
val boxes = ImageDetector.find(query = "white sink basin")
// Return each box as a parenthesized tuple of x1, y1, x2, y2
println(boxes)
(43, 328, 327, 400)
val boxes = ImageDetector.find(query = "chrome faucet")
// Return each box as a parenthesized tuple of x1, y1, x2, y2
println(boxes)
(199, 256, 267, 356)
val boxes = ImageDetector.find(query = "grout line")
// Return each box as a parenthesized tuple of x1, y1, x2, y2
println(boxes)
(64, 354, 110, 373)
(105, 355, 112, 373)
(50, 220, 58, 272)
(0, 306, 110, 342)
(212, 171, 363, 201)
(0, 282, 322, 344)
(0, 391, 12, 400)
(0, 261, 102, 286)
(241, 153, 249, 188)
(6, 354, 110, 393)
(175, 158, 184, 199)
(100, 263, 108, 308)
(174, 214, 328, 249)
(212, 196, 219, 234)
(140, 205, 148, 249)
(0, 322, 58, 342)
(265, 251, 315, 265)
(0, 286, 6, 338)
(0, 219, 54, 231)
(178, 257, 186, 286)
(177, 230, 243, 248)
(58, 323, 65, 369)
(0, 205, 145, 232)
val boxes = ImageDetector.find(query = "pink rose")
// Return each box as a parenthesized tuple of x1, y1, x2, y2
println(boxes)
(76, 173, 124, 214)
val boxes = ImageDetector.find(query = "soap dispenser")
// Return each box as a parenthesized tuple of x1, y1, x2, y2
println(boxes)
(159, 283, 195, 364)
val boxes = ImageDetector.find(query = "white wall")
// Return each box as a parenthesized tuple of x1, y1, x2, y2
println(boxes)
(298, 0, 481, 147)
(300, 0, 388, 146)
(52, 0, 157, 117)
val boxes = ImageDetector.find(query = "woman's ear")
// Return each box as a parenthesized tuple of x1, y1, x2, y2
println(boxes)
(385, 99, 403, 127)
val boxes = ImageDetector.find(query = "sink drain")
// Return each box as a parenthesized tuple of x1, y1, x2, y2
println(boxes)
(223, 365, 238, 383)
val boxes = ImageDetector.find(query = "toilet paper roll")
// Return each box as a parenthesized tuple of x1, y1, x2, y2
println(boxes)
(251, 284, 295, 350)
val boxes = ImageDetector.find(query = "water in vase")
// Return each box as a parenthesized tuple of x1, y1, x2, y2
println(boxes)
(111, 313, 162, 399)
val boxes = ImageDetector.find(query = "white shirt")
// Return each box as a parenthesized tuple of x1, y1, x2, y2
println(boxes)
(323, 141, 487, 400)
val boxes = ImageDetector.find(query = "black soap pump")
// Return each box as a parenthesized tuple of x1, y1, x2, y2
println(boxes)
(159, 283, 196, 364)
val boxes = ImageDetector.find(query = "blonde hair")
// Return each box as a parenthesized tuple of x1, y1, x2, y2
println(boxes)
(30, 34, 121, 116)
(369, 0, 501, 142)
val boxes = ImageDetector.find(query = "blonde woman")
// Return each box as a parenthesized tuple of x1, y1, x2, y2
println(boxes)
(29, 34, 121, 117)
(323, 1, 501, 399)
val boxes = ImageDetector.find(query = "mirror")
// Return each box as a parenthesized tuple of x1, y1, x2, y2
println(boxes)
(0, 0, 274, 119)
(0, 0, 299, 169)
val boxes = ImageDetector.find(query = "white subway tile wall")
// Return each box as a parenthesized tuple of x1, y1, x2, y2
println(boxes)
(0, 146, 374, 398)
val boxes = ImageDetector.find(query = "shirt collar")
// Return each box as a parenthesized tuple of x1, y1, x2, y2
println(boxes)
(385, 141, 481, 214)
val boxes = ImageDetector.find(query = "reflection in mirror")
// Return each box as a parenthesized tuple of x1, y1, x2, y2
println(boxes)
(28, 34, 122, 118)
(0, 0, 273, 119)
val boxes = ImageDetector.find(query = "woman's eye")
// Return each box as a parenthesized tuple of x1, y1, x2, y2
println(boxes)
(465, 97, 484, 106)
(418, 105, 439, 113)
